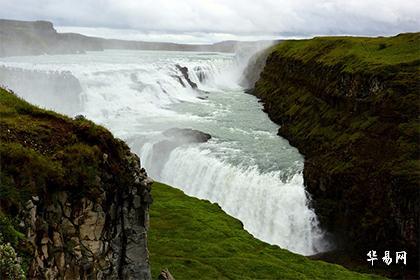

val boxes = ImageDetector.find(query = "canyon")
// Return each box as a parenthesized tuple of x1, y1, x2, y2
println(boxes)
(249, 33, 419, 278)
(1, 27, 418, 279)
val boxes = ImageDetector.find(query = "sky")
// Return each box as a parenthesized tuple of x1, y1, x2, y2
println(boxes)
(1, 0, 419, 44)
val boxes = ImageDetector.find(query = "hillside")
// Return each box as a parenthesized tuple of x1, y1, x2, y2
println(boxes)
(251, 33, 420, 278)
(0, 87, 152, 279)
(149, 182, 383, 279)
(0, 19, 273, 57)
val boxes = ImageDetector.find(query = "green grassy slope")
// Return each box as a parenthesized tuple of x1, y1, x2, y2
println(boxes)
(272, 33, 420, 72)
(0, 87, 130, 207)
(149, 182, 383, 280)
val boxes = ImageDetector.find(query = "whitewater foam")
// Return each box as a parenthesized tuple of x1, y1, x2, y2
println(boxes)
(144, 146, 326, 255)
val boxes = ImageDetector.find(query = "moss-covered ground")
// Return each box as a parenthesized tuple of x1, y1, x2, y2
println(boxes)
(149, 182, 384, 280)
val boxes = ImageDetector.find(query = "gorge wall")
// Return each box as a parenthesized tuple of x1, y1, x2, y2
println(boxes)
(0, 88, 153, 279)
(250, 33, 420, 276)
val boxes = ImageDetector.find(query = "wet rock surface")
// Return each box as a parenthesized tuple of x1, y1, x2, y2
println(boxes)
(175, 64, 198, 89)
(162, 128, 211, 143)
(172, 64, 209, 98)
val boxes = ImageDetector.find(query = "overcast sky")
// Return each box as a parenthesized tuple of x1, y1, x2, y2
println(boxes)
(1, 0, 419, 43)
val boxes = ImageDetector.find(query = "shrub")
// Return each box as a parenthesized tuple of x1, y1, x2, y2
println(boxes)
(0, 235, 26, 280)
(378, 43, 387, 50)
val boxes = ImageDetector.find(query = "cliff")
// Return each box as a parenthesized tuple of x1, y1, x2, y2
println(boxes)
(0, 87, 153, 279)
(0, 20, 104, 56)
(251, 33, 420, 277)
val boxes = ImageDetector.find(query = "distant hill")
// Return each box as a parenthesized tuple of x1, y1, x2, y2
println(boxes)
(0, 19, 276, 56)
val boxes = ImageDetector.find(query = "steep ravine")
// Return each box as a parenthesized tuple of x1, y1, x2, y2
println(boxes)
(249, 33, 420, 277)
(0, 88, 152, 279)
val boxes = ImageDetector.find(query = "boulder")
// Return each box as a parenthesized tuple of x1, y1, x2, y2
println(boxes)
(158, 269, 175, 280)
(163, 128, 211, 143)
(175, 64, 198, 89)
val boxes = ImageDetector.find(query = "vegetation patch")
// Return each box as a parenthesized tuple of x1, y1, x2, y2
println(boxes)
(149, 182, 383, 280)
(273, 33, 420, 73)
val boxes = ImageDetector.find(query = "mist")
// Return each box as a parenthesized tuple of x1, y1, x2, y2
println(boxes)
(0, 66, 83, 115)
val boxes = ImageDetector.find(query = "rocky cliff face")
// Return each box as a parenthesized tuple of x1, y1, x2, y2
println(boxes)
(251, 33, 419, 277)
(0, 88, 152, 279)
(24, 153, 153, 279)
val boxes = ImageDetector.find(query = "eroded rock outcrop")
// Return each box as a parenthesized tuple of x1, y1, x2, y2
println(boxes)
(175, 64, 198, 89)
(24, 153, 152, 279)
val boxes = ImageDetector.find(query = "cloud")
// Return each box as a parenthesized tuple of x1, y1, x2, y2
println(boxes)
(1, 0, 419, 43)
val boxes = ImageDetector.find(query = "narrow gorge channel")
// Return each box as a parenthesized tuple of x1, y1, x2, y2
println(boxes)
(0, 49, 330, 256)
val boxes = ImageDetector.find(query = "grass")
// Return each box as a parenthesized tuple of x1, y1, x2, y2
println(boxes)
(273, 33, 420, 73)
(0, 87, 132, 207)
(149, 182, 384, 280)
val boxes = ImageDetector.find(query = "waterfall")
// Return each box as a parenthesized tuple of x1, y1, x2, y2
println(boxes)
(140, 145, 327, 255)
(0, 49, 330, 256)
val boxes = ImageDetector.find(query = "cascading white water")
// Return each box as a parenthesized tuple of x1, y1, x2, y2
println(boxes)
(158, 147, 325, 255)
(0, 49, 330, 255)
